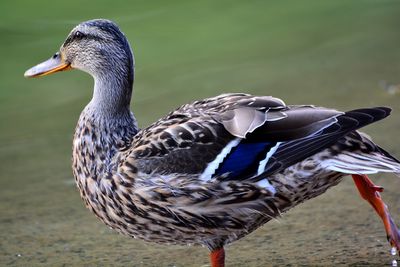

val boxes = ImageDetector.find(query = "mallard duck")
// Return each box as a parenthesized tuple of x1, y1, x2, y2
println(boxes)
(25, 19, 400, 266)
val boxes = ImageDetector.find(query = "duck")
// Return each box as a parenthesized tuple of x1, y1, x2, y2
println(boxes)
(24, 19, 400, 266)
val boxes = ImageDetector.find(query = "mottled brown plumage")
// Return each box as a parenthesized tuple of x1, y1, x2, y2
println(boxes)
(25, 19, 400, 266)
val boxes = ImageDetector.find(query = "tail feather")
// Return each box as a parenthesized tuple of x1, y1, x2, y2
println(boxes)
(322, 129, 400, 177)
(322, 151, 400, 177)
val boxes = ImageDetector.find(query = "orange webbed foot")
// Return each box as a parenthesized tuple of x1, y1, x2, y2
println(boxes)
(352, 174, 400, 252)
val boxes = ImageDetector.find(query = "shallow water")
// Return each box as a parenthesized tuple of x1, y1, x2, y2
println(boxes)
(1, 0, 400, 266)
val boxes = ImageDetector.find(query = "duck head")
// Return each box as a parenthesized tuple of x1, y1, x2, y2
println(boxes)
(24, 19, 134, 82)
(24, 19, 135, 114)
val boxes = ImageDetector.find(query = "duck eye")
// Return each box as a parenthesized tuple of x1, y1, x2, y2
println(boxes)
(74, 31, 84, 39)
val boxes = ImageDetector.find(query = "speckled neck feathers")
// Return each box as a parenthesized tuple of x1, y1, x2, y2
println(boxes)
(71, 19, 138, 187)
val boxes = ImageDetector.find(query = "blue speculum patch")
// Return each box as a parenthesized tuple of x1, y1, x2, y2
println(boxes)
(214, 141, 276, 179)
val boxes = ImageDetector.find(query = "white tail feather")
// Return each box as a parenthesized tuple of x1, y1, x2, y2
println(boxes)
(321, 152, 400, 177)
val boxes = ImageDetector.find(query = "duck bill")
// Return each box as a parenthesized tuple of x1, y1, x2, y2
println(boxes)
(24, 52, 72, 78)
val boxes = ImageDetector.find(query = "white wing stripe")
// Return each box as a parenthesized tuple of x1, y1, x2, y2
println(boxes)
(257, 142, 282, 175)
(200, 138, 241, 181)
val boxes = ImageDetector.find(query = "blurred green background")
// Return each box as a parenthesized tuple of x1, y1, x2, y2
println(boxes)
(1, 0, 400, 266)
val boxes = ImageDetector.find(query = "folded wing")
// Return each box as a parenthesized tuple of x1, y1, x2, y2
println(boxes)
(123, 93, 392, 183)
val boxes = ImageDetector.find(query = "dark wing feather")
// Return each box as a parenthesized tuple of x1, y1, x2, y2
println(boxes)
(247, 105, 343, 141)
(251, 107, 392, 180)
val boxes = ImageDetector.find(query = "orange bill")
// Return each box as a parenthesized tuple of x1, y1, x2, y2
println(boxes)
(24, 52, 71, 78)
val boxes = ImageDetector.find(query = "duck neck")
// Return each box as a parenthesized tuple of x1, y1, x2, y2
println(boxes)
(81, 58, 138, 155)
(86, 65, 138, 147)
(91, 66, 134, 118)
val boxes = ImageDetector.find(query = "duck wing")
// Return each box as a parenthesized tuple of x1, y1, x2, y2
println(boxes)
(122, 93, 391, 182)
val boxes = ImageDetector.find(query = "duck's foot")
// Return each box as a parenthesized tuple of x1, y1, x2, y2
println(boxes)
(210, 247, 225, 267)
(352, 174, 400, 252)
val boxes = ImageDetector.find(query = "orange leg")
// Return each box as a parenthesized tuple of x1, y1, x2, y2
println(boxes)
(210, 247, 225, 267)
(352, 174, 400, 251)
